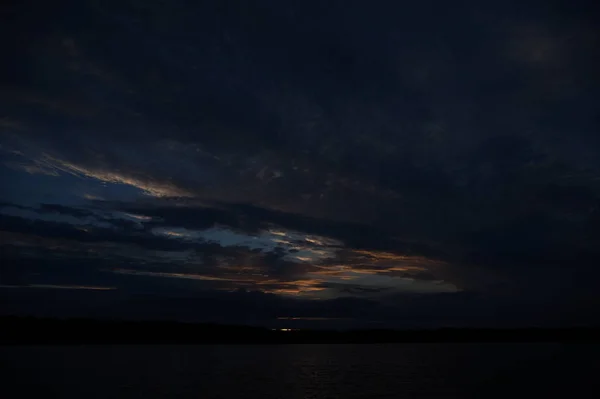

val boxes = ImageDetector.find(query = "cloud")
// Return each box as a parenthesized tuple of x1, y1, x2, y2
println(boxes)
(7, 162, 59, 176)
(1, 0, 599, 326)
(0, 284, 115, 291)
(0, 199, 459, 302)
(28, 154, 194, 198)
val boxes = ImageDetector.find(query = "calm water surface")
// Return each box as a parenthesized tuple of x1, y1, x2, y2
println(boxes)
(2, 344, 598, 398)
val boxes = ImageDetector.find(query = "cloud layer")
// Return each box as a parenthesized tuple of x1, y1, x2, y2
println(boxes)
(1, 0, 599, 327)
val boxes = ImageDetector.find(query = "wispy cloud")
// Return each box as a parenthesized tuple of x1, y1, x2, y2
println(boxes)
(22, 154, 194, 198)
(109, 269, 245, 282)
(0, 284, 116, 290)
(6, 162, 59, 176)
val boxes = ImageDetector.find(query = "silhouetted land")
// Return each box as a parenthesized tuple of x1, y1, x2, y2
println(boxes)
(2, 316, 598, 344)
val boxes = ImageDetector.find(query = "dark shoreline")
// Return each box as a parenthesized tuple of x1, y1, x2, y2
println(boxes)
(2, 316, 598, 344)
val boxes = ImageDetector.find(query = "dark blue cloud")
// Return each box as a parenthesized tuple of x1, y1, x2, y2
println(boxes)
(1, 0, 599, 326)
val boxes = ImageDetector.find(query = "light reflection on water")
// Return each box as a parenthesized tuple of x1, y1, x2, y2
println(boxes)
(2, 344, 597, 398)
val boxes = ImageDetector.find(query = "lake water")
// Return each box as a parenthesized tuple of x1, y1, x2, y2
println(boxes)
(2, 344, 598, 398)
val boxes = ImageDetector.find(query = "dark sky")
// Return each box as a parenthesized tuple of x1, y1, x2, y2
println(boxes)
(1, 0, 599, 328)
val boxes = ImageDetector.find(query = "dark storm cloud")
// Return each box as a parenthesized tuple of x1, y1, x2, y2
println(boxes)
(1, 0, 599, 325)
